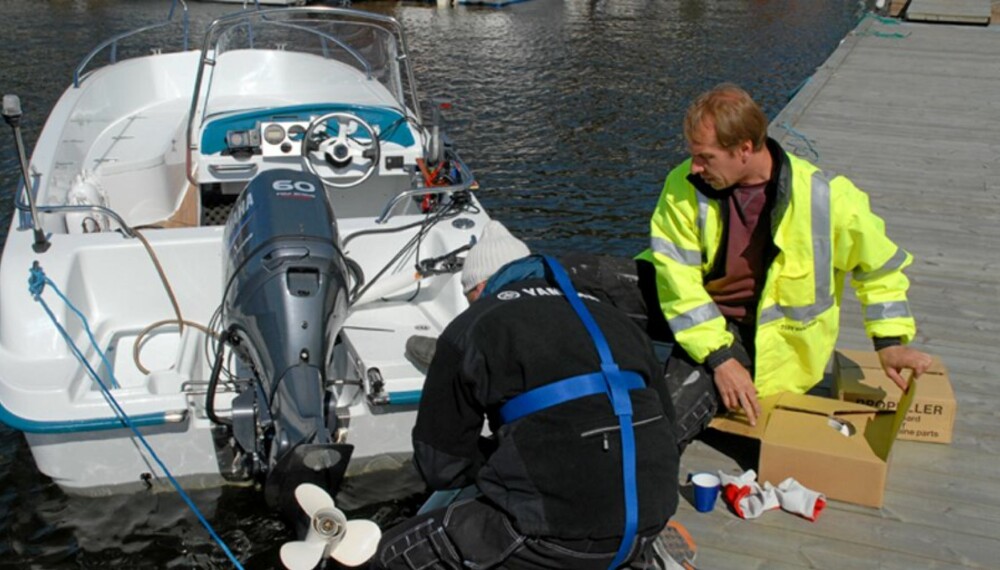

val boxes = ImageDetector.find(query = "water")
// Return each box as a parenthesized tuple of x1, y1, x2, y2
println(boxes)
(0, 0, 866, 567)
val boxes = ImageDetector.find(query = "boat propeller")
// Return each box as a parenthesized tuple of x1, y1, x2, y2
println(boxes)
(280, 483, 381, 570)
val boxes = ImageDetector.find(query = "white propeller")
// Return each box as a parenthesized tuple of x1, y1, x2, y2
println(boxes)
(280, 483, 382, 570)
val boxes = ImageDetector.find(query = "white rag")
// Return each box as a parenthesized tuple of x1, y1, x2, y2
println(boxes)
(775, 477, 827, 521)
(717, 470, 826, 521)
(717, 469, 779, 519)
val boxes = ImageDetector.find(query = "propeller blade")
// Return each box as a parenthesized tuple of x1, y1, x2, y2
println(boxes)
(280, 540, 327, 570)
(295, 483, 335, 518)
(329, 519, 382, 567)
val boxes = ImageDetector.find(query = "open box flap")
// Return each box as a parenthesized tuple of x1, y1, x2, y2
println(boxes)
(708, 378, 916, 449)
(773, 392, 880, 417)
(707, 394, 781, 439)
(889, 373, 918, 441)
(860, 373, 918, 460)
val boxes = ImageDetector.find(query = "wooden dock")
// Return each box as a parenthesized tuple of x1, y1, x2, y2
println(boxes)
(890, 0, 999, 23)
(907, 0, 992, 24)
(676, 15, 1000, 569)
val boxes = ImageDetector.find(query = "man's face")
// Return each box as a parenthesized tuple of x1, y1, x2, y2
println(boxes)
(687, 121, 748, 190)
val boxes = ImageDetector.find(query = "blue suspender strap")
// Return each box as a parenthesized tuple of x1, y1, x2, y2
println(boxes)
(500, 371, 644, 424)
(541, 257, 617, 368)
(541, 255, 640, 570)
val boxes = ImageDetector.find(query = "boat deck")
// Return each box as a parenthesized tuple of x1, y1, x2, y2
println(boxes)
(677, 15, 1000, 568)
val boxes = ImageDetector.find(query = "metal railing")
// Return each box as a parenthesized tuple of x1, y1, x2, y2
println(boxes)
(254, 19, 373, 79)
(73, 0, 190, 88)
(20, 3, 441, 235)
(15, 181, 137, 238)
(185, 6, 423, 186)
(375, 158, 476, 224)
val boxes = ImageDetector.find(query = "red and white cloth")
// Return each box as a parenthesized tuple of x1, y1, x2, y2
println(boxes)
(717, 469, 826, 521)
(775, 477, 827, 522)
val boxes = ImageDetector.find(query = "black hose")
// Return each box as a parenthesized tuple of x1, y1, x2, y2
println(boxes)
(206, 326, 236, 426)
(345, 256, 365, 299)
(342, 215, 429, 248)
(348, 196, 466, 304)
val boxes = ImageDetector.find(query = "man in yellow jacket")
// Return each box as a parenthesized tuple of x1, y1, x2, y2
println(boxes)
(650, 84, 932, 446)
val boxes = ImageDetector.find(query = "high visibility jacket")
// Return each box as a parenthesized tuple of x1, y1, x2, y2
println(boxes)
(649, 140, 916, 397)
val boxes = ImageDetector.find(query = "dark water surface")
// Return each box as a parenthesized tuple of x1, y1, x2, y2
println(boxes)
(0, 0, 865, 567)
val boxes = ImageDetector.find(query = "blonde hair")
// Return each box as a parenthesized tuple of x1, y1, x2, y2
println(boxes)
(683, 84, 768, 152)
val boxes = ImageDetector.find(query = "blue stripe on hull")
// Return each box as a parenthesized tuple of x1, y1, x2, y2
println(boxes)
(0, 402, 173, 434)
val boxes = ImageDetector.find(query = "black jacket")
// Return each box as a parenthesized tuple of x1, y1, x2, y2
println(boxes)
(412, 260, 679, 539)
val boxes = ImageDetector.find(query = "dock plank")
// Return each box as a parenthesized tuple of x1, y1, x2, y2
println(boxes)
(675, 15, 1000, 569)
(907, 0, 992, 24)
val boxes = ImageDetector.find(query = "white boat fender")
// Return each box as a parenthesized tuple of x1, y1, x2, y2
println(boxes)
(65, 170, 111, 233)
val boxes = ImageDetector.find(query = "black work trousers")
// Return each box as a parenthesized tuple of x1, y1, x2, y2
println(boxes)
(373, 497, 662, 570)
(662, 321, 755, 448)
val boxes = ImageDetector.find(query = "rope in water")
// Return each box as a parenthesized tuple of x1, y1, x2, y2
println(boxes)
(28, 263, 245, 570)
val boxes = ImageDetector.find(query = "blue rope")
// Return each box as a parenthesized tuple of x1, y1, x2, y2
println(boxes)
(859, 11, 903, 26)
(28, 264, 245, 570)
(30, 265, 119, 389)
(856, 11, 911, 38)
(866, 29, 911, 39)
(778, 121, 819, 160)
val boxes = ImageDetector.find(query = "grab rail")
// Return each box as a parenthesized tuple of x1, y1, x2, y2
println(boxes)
(375, 158, 475, 224)
(15, 175, 136, 238)
(18, 202, 137, 239)
(186, 7, 422, 186)
(73, 0, 190, 88)
(260, 19, 373, 79)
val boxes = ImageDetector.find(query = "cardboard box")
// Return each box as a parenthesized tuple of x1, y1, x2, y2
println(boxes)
(709, 387, 914, 508)
(834, 349, 955, 444)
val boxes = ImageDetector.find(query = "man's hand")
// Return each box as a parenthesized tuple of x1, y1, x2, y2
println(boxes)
(713, 358, 761, 426)
(877, 345, 933, 391)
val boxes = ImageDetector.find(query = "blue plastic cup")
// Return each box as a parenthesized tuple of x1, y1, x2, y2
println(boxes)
(691, 472, 721, 513)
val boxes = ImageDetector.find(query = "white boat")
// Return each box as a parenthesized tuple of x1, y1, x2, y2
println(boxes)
(0, 1, 489, 511)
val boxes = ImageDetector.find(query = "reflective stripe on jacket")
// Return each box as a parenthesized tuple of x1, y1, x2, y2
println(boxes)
(649, 141, 916, 397)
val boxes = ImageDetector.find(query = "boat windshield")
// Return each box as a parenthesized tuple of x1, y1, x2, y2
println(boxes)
(189, 8, 421, 132)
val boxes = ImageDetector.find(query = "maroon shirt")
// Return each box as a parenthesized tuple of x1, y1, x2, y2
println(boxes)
(704, 181, 771, 324)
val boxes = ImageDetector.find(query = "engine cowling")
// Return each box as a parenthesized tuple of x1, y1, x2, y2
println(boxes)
(221, 169, 352, 512)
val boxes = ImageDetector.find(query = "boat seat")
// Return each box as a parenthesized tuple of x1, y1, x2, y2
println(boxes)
(85, 107, 190, 229)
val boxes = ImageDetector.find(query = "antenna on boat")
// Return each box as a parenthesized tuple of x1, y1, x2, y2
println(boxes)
(2, 95, 50, 253)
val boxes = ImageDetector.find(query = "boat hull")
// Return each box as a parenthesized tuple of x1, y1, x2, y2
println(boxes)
(0, 6, 490, 495)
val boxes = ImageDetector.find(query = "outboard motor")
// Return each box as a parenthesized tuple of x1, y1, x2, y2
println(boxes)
(218, 169, 353, 518)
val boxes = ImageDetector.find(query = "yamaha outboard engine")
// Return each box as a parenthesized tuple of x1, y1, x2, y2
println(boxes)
(219, 169, 353, 518)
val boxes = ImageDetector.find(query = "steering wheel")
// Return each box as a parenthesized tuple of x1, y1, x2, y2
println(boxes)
(301, 112, 381, 189)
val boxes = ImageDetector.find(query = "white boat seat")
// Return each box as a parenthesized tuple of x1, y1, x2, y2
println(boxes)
(84, 107, 190, 229)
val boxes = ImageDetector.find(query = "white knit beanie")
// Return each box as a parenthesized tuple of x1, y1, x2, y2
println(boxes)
(461, 220, 531, 293)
